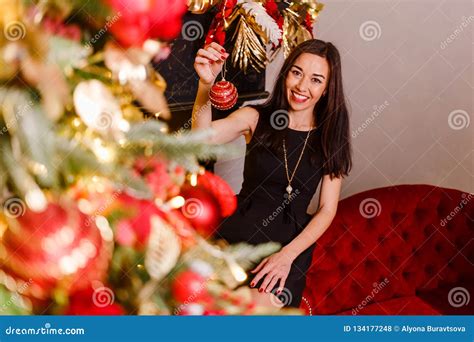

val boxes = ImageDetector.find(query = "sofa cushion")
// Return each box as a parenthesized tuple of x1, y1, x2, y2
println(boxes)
(302, 185, 474, 315)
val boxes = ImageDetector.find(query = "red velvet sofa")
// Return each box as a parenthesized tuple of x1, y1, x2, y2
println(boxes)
(301, 184, 473, 315)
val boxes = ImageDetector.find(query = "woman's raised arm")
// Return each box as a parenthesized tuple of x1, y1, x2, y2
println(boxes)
(191, 42, 257, 145)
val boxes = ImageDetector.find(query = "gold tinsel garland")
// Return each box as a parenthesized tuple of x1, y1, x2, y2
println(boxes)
(188, 0, 324, 73)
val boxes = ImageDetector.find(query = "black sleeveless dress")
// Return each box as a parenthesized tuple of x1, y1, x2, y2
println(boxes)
(215, 111, 325, 308)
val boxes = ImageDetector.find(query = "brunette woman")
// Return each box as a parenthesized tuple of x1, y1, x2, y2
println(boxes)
(192, 39, 352, 308)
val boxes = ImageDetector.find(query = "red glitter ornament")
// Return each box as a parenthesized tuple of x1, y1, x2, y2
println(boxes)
(171, 270, 210, 304)
(179, 184, 221, 237)
(209, 80, 238, 110)
(0, 200, 113, 301)
(209, 57, 238, 110)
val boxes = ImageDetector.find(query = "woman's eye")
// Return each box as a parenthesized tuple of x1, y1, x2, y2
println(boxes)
(312, 78, 321, 83)
(292, 70, 301, 76)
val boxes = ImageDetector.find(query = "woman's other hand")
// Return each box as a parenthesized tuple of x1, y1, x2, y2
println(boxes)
(249, 249, 297, 294)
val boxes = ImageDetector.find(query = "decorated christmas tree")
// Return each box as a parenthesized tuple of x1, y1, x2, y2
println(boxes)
(0, 0, 323, 315)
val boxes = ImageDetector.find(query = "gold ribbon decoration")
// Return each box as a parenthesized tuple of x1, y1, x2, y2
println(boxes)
(282, 1, 324, 58)
(188, 0, 222, 14)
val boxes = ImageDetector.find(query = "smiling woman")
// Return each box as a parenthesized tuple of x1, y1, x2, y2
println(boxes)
(287, 58, 327, 107)
(192, 39, 352, 309)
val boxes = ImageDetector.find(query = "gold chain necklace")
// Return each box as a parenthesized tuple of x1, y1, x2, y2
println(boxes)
(283, 128, 314, 196)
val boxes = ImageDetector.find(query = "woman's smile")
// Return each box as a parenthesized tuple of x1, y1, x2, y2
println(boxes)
(290, 90, 311, 103)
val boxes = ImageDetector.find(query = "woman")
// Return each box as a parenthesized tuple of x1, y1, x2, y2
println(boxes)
(192, 39, 352, 309)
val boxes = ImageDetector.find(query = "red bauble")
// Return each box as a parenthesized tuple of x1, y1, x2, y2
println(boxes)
(179, 185, 221, 237)
(196, 171, 237, 217)
(209, 80, 238, 110)
(65, 287, 125, 315)
(107, 0, 188, 47)
(1, 200, 113, 300)
(171, 270, 209, 304)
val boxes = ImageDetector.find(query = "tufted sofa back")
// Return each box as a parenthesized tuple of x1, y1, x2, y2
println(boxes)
(303, 184, 474, 314)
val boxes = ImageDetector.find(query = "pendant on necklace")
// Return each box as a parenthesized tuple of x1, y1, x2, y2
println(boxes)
(286, 184, 293, 195)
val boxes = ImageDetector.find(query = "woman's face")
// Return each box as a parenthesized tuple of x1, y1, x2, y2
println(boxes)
(285, 52, 329, 113)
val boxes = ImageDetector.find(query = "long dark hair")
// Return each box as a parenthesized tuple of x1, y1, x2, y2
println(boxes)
(250, 39, 352, 179)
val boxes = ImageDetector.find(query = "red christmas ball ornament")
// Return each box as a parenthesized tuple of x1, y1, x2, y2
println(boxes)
(195, 171, 237, 217)
(179, 184, 221, 237)
(65, 286, 125, 315)
(209, 80, 238, 110)
(107, 0, 188, 47)
(0, 200, 113, 301)
(171, 270, 209, 304)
